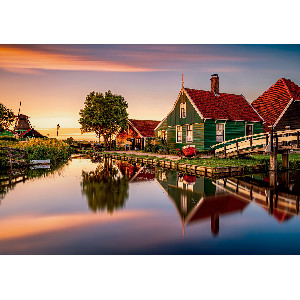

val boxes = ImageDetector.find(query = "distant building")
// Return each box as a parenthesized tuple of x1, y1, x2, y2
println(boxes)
(14, 114, 31, 134)
(252, 78, 300, 132)
(155, 74, 263, 151)
(14, 114, 45, 139)
(117, 119, 160, 150)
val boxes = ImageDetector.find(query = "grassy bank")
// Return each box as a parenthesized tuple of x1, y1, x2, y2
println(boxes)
(0, 138, 71, 168)
(103, 151, 300, 170)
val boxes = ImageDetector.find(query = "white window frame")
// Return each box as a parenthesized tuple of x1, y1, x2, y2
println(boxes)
(216, 123, 225, 143)
(186, 124, 193, 143)
(245, 123, 253, 136)
(176, 126, 182, 143)
(180, 103, 186, 118)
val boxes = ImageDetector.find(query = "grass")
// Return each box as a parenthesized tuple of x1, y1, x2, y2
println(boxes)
(0, 138, 71, 167)
(104, 151, 300, 170)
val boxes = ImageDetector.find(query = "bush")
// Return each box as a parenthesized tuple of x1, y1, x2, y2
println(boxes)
(22, 139, 71, 165)
(0, 136, 17, 142)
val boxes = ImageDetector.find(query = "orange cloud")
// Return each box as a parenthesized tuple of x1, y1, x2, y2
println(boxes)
(0, 46, 160, 72)
(0, 210, 153, 240)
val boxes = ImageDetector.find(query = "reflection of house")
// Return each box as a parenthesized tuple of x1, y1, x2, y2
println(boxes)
(154, 74, 263, 151)
(117, 119, 160, 150)
(252, 78, 300, 132)
(155, 169, 249, 236)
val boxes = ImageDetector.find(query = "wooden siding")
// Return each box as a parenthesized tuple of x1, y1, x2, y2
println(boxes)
(253, 122, 264, 134)
(204, 120, 263, 150)
(274, 101, 300, 131)
(167, 91, 202, 126)
(155, 118, 168, 146)
(166, 123, 204, 151)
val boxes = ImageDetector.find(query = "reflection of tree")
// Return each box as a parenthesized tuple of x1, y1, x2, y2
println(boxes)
(81, 159, 129, 214)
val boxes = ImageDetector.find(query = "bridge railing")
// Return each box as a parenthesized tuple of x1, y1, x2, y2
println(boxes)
(211, 129, 300, 156)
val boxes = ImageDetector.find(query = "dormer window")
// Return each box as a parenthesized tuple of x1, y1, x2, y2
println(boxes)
(180, 103, 186, 118)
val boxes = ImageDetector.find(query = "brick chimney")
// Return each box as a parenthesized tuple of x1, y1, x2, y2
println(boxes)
(210, 74, 219, 94)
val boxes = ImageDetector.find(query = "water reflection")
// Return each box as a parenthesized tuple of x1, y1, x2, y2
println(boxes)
(215, 171, 300, 222)
(0, 163, 67, 204)
(155, 169, 249, 236)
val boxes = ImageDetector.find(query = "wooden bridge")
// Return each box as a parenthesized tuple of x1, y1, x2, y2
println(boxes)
(211, 128, 300, 171)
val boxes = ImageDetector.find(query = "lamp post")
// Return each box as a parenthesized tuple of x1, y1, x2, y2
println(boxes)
(57, 124, 60, 137)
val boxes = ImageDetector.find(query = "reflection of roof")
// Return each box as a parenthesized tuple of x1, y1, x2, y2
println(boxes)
(252, 78, 300, 128)
(131, 167, 156, 182)
(263, 207, 294, 223)
(185, 88, 262, 122)
(129, 119, 160, 137)
(188, 194, 248, 224)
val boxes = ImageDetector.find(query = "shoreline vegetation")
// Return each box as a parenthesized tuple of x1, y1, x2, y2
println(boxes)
(1, 136, 300, 178)
(0, 138, 71, 169)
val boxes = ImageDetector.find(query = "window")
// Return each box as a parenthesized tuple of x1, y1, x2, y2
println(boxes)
(216, 123, 225, 142)
(161, 130, 167, 140)
(180, 103, 186, 118)
(157, 130, 162, 138)
(246, 124, 253, 136)
(186, 125, 193, 143)
(176, 126, 182, 143)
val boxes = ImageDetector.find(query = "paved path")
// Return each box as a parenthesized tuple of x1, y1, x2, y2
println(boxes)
(104, 150, 181, 161)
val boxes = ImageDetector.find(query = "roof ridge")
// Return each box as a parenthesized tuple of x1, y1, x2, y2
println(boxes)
(185, 87, 243, 98)
(280, 78, 294, 99)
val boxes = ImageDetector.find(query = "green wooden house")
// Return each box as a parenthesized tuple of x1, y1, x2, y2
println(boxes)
(155, 74, 264, 151)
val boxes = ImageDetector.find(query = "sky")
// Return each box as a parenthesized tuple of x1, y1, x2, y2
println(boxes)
(1, 44, 300, 129)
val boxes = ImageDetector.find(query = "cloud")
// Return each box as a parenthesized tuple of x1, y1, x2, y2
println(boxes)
(0, 46, 161, 72)
(0, 45, 250, 73)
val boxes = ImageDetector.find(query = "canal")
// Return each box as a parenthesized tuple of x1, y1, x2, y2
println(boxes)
(0, 157, 300, 254)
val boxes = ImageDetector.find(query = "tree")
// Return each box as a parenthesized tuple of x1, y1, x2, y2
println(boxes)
(79, 91, 128, 148)
(0, 103, 15, 132)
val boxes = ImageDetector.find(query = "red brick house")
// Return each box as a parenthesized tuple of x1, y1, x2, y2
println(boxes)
(117, 119, 160, 150)
(252, 78, 300, 132)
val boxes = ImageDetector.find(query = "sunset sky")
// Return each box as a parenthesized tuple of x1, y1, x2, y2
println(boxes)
(1, 44, 300, 129)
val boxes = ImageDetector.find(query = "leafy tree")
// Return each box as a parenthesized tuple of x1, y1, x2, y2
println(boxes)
(0, 103, 15, 132)
(79, 91, 128, 148)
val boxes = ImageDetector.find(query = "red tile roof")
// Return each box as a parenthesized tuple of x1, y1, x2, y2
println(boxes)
(185, 88, 262, 122)
(252, 78, 300, 127)
(129, 119, 160, 137)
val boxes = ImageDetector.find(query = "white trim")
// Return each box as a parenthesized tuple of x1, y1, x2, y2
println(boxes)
(186, 124, 193, 143)
(241, 94, 264, 123)
(216, 122, 225, 143)
(127, 120, 144, 138)
(183, 88, 204, 119)
(273, 98, 294, 128)
(154, 87, 204, 131)
(176, 125, 182, 143)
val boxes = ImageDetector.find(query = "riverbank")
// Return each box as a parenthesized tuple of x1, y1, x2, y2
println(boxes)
(97, 151, 300, 178)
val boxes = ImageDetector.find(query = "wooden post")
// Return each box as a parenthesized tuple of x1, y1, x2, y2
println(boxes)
(236, 140, 239, 155)
(224, 144, 226, 158)
(269, 153, 277, 172)
(297, 131, 300, 148)
(269, 126, 274, 152)
(250, 136, 253, 151)
(282, 151, 289, 169)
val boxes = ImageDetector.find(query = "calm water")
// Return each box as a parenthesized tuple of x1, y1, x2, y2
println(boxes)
(1, 158, 300, 254)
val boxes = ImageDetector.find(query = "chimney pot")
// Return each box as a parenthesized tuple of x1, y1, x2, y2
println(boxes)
(211, 74, 219, 94)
